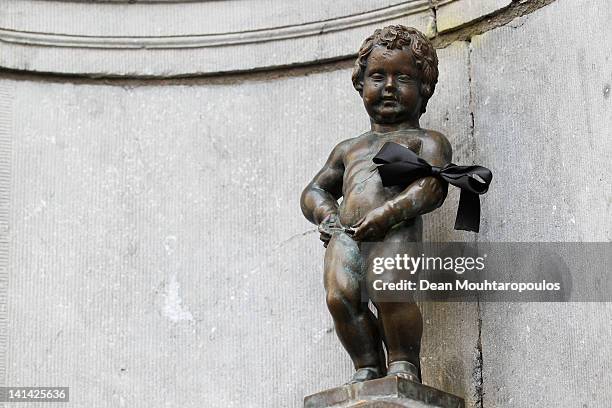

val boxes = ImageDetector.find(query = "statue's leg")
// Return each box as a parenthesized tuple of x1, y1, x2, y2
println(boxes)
(324, 232, 382, 380)
(366, 219, 423, 381)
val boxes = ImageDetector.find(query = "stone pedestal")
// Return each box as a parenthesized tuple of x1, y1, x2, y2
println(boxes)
(304, 377, 464, 408)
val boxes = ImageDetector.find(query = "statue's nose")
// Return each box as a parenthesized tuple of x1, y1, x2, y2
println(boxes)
(384, 77, 396, 91)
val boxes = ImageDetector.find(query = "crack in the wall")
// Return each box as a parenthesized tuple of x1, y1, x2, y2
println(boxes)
(428, 0, 439, 38)
(466, 38, 484, 408)
(466, 39, 476, 165)
(473, 298, 484, 408)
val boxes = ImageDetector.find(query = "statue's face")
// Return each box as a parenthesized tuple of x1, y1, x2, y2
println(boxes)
(362, 46, 423, 125)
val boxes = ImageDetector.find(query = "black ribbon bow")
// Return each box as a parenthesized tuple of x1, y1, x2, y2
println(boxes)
(373, 142, 492, 232)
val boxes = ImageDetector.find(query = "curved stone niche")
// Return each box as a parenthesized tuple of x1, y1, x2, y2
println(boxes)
(0, 0, 504, 77)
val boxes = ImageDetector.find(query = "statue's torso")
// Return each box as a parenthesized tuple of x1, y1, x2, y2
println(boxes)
(339, 130, 423, 227)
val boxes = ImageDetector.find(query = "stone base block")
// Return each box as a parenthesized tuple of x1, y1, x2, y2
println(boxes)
(304, 377, 464, 408)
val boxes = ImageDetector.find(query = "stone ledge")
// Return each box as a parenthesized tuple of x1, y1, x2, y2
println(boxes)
(0, 0, 436, 77)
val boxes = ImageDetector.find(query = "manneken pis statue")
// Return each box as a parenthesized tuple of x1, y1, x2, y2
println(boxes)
(300, 25, 451, 384)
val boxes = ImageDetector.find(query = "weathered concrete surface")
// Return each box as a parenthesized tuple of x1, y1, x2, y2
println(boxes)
(435, 0, 510, 33)
(0, 44, 477, 407)
(470, 0, 612, 406)
(3, 73, 359, 408)
(0, 82, 12, 394)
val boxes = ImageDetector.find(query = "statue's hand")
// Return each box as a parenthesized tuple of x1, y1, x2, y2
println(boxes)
(318, 213, 338, 248)
(351, 207, 389, 242)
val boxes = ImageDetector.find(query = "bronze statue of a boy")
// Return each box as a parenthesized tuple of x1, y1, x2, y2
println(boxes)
(301, 25, 451, 384)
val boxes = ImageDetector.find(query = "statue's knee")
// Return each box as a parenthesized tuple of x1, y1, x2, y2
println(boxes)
(326, 290, 356, 319)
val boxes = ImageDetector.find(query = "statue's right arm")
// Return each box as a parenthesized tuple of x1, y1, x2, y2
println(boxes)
(300, 142, 347, 225)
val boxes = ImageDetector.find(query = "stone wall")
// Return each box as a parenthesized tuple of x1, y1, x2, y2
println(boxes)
(0, 0, 609, 407)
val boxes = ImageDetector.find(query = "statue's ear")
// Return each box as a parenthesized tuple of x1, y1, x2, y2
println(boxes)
(355, 81, 364, 96)
(420, 99, 428, 115)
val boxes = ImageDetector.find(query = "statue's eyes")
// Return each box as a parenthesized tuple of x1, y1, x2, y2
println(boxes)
(369, 73, 384, 81)
(397, 74, 413, 82)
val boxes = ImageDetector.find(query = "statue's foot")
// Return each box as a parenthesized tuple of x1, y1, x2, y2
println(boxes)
(386, 361, 420, 383)
(346, 367, 382, 384)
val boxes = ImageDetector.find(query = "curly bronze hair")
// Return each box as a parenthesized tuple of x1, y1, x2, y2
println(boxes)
(352, 25, 439, 115)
